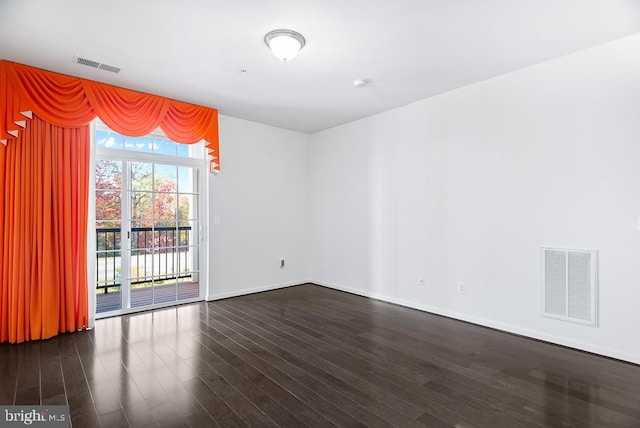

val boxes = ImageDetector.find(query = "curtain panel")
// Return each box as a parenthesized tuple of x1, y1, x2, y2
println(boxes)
(0, 115, 89, 343)
(0, 60, 220, 171)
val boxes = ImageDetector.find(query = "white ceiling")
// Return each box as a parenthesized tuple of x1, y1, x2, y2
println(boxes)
(1, 0, 639, 133)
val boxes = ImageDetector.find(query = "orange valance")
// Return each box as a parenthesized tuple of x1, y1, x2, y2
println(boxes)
(0, 60, 220, 171)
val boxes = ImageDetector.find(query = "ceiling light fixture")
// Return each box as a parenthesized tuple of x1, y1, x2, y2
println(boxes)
(353, 79, 367, 88)
(264, 29, 306, 63)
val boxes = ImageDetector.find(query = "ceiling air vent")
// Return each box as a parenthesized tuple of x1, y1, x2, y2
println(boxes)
(98, 63, 121, 74)
(73, 56, 120, 74)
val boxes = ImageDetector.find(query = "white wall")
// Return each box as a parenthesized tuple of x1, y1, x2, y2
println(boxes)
(208, 115, 309, 299)
(309, 34, 640, 363)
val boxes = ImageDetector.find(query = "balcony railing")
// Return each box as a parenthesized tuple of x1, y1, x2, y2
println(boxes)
(96, 226, 193, 293)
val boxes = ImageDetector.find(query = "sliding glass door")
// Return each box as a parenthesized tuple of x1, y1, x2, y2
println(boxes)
(128, 161, 200, 308)
(94, 124, 205, 316)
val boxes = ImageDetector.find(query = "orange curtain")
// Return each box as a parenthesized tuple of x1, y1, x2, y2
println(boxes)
(0, 60, 220, 171)
(0, 115, 89, 343)
(0, 60, 219, 344)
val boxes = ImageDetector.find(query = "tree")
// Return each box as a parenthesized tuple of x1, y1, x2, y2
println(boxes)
(96, 161, 191, 251)
(130, 162, 153, 228)
(95, 160, 121, 226)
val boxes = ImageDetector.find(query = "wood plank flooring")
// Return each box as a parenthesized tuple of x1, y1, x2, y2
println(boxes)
(1, 284, 640, 427)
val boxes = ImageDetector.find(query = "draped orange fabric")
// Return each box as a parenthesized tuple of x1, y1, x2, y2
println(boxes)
(0, 60, 219, 344)
(0, 60, 220, 171)
(0, 115, 89, 343)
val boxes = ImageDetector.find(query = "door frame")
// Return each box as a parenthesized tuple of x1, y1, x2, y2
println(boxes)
(91, 124, 209, 320)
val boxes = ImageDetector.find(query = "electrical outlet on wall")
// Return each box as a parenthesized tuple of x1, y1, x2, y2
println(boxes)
(417, 276, 425, 286)
(457, 281, 466, 294)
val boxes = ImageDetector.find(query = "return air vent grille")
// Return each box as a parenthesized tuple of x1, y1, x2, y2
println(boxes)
(98, 63, 121, 73)
(541, 247, 597, 326)
(73, 56, 121, 74)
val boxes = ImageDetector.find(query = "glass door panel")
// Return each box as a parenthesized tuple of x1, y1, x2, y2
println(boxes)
(126, 161, 199, 310)
(176, 165, 200, 302)
(127, 161, 155, 308)
(95, 160, 123, 314)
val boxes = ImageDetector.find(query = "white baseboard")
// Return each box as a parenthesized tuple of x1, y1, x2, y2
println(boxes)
(207, 280, 307, 301)
(310, 279, 640, 365)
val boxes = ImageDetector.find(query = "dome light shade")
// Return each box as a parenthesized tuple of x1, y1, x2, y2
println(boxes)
(265, 29, 306, 63)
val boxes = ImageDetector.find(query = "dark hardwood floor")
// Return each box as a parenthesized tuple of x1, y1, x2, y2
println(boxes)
(1, 284, 639, 427)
